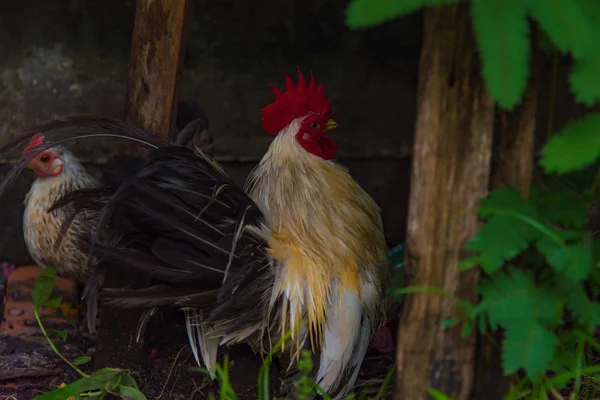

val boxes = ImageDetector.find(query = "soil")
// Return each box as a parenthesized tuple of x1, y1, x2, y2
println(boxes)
(0, 267, 398, 400)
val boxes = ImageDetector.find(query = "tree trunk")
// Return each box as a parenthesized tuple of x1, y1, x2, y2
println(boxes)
(94, 0, 190, 370)
(472, 27, 541, 400)
(395, 4, 494, 399)
(124, 0, 189, 137)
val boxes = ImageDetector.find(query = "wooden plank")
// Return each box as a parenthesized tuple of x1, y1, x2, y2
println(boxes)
(394, 4, 495, 399)
(94, 0, 190, 370)
(472, 26, 542, 400)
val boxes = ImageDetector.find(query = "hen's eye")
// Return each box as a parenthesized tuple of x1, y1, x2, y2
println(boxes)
(40, 155, 50, 163)
(311, 122, 319, 129)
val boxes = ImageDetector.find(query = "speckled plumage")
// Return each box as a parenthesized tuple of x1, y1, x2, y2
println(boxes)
(23, 146, 98, 283)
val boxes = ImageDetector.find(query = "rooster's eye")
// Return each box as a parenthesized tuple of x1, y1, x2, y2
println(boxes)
(40, 155, 50, 163)
(311, 122, 319, 129)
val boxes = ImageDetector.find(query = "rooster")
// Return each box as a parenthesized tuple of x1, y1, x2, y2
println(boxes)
(17, 103, 212, 329)
(8, 69, 389, 398)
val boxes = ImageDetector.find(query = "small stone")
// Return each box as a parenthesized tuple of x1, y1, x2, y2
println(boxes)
(49, 377, 61, 387)
(64, 344, 78, 352)
(7, 307, 24, 316)
(69, 84, 82, 97)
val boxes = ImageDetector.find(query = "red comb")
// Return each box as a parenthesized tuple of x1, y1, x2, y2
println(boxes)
(260, 68, 331, 135)
(23, 132, 45, 155)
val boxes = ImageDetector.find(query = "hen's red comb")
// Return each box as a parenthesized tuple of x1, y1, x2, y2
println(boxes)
(260, 68, 331, 135)
(23, 132, 45, 155)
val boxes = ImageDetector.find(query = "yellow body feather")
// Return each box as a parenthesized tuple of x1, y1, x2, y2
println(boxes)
(246, 118, 389, 355)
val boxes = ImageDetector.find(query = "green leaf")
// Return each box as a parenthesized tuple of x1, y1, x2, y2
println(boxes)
(118, 372, 141, 390)
(526, 0, 592, 58)
(569, 0, 600, 105)
(547, 346, 578, 378)
(441, 318, 458, 329)
(457, 256, 480, 271)
(33, 369, 121, 400)
(461, 319, 474, 338)
(119, 385, 147, 400)
(47, 329, 67, 341)
(570, 54, 600, 105)
(480, 185, 537, 219)
(564, 241, 592, 282)
(537, 27, 559, 55)
(537, 238, 593, 281)
(565, 284, 600, 330)
(532, 186, 589, 229)
(471, 0, 529, 109)
(345, 0, 451, 29)
(533, 285, 563, 326)
(73, 355, 91, 366)
(428, 388, 452, 400)
(465, 215, 540, 274)
(32, 266, 56, 309)
(44, 297, 63, 309)
(502, 318, 559, 380)
(477, 268, 538, 329)
(540, 114, 600, 174)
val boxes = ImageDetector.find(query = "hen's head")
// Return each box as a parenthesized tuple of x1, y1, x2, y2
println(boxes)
(261, 68, 339, 160)
(23, 133, 65, 178)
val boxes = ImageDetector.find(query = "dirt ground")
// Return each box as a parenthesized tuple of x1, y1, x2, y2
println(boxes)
(0, 274, 397, 400)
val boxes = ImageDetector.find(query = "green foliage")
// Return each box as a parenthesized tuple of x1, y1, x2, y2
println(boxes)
(345, 0, 600, 111)
(471, 0, 530, 109)
(526, 0, 592, 58)
(540, 113, 600, 174)
(463, 175, 600, 396)
(569, 0, 600, 105)
(343, 0, 600, 398)
(394, 164, 600, 396)
(32, 265, 57, 309)
(428, 388, 452, 400)
(34, 369, 146, 400)
(465, 187, 541, 273)
(345, 0, 451, 29)
(30, 266, 147, 400)
(192, 320, 392, 399)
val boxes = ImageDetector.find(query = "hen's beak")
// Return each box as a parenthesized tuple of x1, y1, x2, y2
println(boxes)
(325, 119, 339, 132)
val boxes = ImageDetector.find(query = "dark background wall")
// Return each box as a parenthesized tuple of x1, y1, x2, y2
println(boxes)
(0, 0, 585, 265)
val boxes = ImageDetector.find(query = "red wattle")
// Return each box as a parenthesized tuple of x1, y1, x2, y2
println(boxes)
(319, 135, 338, 160)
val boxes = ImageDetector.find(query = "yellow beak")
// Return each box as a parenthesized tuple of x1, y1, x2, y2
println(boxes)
(325, 119, 339, 132)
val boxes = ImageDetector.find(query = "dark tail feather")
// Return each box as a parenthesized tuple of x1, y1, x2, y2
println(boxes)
(100, 285, 219, 309)
(82, 265, 106, 334)
(79, 244, 198, 285)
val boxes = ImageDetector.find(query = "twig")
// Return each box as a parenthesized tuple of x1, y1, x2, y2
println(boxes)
(155, 345, 188, 399)
(549, 387, 565, 400)
(188, 381, 210, 400)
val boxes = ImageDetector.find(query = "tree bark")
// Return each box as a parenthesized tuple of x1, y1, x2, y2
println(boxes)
(94, 0, 190, 371)
(124, 0, 189, 137)
(395, 4, 495, 399)
(472, 28, 541, 400)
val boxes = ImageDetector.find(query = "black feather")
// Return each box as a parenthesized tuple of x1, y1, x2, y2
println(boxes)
(19, 118, 277, 343)
(0, 116, 277, 370)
